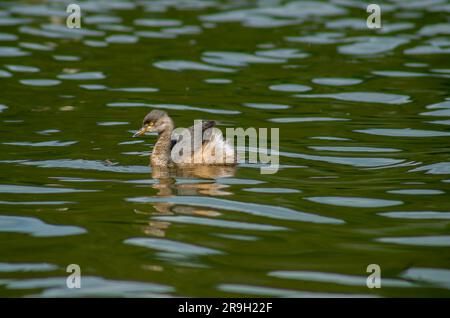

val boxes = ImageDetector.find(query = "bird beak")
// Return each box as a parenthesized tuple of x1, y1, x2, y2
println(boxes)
(132, 123, 153, 137)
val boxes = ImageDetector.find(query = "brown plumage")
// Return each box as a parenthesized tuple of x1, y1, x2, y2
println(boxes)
(133, 110, 237, 167)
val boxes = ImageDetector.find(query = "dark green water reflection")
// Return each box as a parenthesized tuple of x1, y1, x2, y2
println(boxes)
(0, 0, 450, 297)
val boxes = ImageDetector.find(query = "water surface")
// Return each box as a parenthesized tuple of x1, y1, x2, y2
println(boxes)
(0, 0, 450, 297)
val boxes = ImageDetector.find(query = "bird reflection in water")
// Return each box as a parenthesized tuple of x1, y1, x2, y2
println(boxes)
(137, 165, 237, 237)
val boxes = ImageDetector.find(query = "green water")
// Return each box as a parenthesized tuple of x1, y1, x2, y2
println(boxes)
(1, 0, 450, 297)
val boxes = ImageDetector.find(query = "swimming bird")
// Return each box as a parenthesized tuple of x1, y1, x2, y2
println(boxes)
(133, 110, 236, 167)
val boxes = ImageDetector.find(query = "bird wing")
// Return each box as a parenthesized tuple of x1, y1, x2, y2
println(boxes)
(171, 120, 216, 154)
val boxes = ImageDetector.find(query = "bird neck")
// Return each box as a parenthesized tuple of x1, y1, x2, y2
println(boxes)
(151, 126, 173, 166)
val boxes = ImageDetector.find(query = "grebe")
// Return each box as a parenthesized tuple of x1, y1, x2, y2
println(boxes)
(133, 110, 237, 166)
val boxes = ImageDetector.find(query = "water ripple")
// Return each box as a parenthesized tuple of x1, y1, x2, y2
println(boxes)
(17, 159, 149, 174)
(379, 211, 450, 219)
(309, 146, 401, 153)
(0, 200, 73, 205)
(134, 18, 181, 27)
(5, 64, 39, 73)
(409, 162, 450, 174)
(296, 92, 411, 104)
(153, 60, 235, 73)
(355, 128, 450, 137)
(279, 150, 404, 168)
(243, 187, 300, 194)
(306, 196, 403, 208)
(377, 236, 450, 247)
(270, 117, 348, 123)
(58, 72, 106, 80)
(202, 51, 284, 67)
(387, 189, 444, 195)
(0, 46, 30, 57)
(402, 268, 450, 290)
(217, 284, 373, 298)
(0, 276, 173, 297)
(312, 77, 362, 86)
(269, 270, 413, 287)
(19, 79, 61, 86)
(154, 215, 286, 231)
(125, 237, 222, 255)
(107, 102, 239, 114)
(127, 196, 344, 224)
(269, 84, 312, 92)
(243, 103, 290, 110)
(0, 215, 86, 237)
(3, 140, 77, 147)
(0, 184, 96, 194)
(338, 37, 409, 55)
(0, 262, 57, 272)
